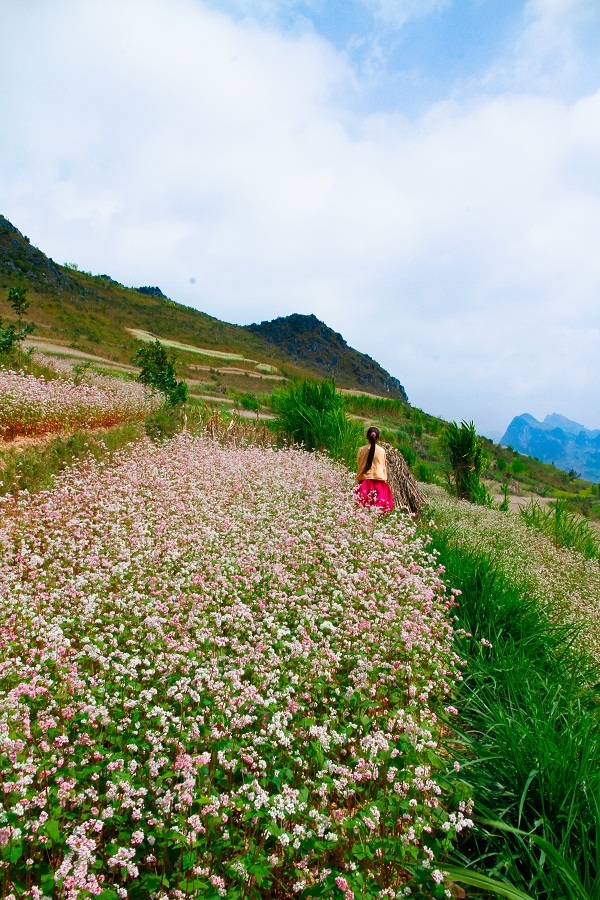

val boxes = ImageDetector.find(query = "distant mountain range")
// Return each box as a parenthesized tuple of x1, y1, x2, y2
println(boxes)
(501, 413, 600, 482)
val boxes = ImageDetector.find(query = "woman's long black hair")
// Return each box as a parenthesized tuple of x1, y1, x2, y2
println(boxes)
(363, 426, 380, 474)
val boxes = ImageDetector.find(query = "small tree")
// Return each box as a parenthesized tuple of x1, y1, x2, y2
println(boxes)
(0, 286, 34, 355)
(8, 286, 31, 320)
(133, 339, 188, 406)
(440, 420, 491, 504)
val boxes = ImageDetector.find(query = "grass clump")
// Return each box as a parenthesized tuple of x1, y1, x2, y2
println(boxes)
(272, 378, 363, 467)
(440, 420, 492, 506)
(427, 526, 600, 899)
(520, 498, 599, 560)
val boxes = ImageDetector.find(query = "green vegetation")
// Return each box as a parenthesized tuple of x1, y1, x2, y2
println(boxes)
(0, 285, 33, 354)
(485, 441, 600, 519)
(340, 392, 600, 519)
(0, 421, 144, 496)
(1, 217, 408, 399)
(426, 485, 600, 657)
(133, 338, 188, 405)
(440, 420, 491, 505)
(272, 379, 363, 467)
(2, 216, 598, 515)
(429, 530, 600, 899)
(519, 499, 599, 560)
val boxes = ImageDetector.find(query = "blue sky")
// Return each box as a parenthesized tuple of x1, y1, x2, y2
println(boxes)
(248, 1, 525, 104)
(1, 0, 599, 438)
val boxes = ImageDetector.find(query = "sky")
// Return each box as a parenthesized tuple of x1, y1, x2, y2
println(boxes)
(1, 0, 599, 438)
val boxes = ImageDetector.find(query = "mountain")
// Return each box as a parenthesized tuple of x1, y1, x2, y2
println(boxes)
(0, 215, 407, 399)
(244, 314, 407, 400)
(501, 413, 600, 482)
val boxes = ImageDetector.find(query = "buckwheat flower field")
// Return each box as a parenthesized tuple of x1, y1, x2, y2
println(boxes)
(0, 370, 157, 440)
(0, 435, 470, 900)
(426, 485, 600, 660)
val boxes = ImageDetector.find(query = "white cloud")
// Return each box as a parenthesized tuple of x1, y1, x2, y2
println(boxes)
(363, 0, 450, 29)
(484, 0, 600, 97)
(0, 0, 599, 434)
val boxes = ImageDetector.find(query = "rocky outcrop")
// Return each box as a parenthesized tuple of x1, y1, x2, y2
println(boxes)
(245, 314, 408, 400)
(0, 215, 73, 290)
(136, 286, 167, 298)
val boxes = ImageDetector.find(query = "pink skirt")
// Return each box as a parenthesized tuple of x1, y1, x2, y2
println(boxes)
(355, 479, 394, 511)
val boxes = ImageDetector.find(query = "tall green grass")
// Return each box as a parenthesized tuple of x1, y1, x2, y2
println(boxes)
(342, 393, 407, 418)
(520, 499, 600, 560)
(272, 379, 363, 467)
(430, 531, 600, 899)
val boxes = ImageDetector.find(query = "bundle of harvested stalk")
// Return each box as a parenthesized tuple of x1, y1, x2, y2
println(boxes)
(382, 441, 427, 516)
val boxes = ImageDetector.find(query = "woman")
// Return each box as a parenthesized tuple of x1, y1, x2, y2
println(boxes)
(355, 426, 394, 511)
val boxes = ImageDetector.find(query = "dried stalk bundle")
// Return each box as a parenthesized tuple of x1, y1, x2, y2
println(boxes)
(203, 409, 277, 448)
(382, 441, 428, 517)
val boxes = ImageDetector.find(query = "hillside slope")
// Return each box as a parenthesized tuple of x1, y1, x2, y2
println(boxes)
(245, 313, 407, 400)
(0, 215, 407, 398)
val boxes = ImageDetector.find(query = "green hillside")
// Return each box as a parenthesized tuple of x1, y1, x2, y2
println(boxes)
(0, 215, 406, 399)
(2, 213, 598, 516)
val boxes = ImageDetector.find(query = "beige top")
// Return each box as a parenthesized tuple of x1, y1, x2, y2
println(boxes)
(357, 443, 387, 482)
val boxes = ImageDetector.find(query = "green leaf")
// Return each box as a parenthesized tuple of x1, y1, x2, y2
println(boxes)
(41, 872, 55, 893)
(248, 862, 272, 885)
(10, 843, 23, 863)
(183, 851, 196, 872)
(351, 843, 374, 860)
(139, 873, 161, 892)
(442, 865, 535, 899)
(46, 819, 61, 842)
(478, 819, 592, 900)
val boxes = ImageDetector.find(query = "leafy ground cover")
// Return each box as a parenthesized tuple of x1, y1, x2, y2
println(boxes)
(0, 435, 471, 900)
(0, 368, 158, 440)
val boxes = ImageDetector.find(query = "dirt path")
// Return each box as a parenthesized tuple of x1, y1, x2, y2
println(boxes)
(0, 422, 141, 458)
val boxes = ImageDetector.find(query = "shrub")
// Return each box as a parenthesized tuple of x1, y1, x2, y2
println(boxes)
(133, 339, 188, 406)
(0, 285, 34, 354)
(272, 379, 363, 467)
(239, 392, 260, 412)
(440, 420, 490, 504)
(144, 403, 188, 441)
